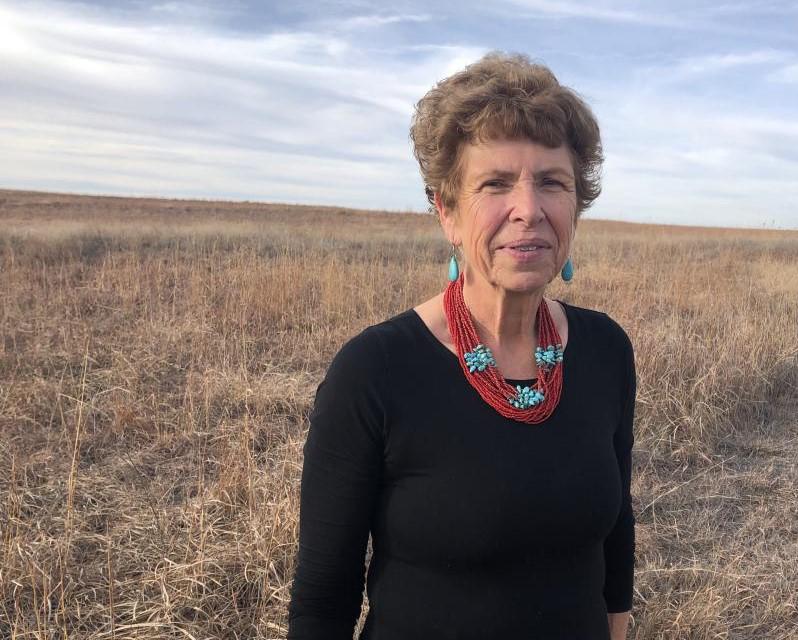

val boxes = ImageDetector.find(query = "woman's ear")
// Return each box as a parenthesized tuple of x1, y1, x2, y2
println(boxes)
(435, 192, 459, 246)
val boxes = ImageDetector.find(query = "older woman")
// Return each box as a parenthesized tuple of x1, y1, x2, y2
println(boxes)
(288, 52, 635, 640)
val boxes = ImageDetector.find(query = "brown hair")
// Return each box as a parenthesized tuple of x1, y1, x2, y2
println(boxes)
(410, 51, 603, 216)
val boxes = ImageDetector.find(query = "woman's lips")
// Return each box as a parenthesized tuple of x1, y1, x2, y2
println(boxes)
(500, 246, 550, 261)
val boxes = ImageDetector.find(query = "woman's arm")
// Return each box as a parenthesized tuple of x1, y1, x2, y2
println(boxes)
(608, 611, 630, 639)
(602, 323, 636, 619)
(288, 328, 389, 639)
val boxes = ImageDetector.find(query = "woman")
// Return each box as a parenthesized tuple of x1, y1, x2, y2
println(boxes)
(288, 52, 635, 640)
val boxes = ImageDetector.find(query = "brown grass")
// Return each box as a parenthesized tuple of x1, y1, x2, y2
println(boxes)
(1, 188, 796, 639)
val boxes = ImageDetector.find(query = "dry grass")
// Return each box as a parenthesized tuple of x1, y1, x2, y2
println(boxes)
(1, 188, 796, 639)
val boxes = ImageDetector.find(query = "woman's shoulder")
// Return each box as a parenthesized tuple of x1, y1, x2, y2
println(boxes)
(559, 300, 634, 354)
(327, 309, 424, 374)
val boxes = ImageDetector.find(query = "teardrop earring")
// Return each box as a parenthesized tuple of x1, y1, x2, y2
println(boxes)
(447, 244, 459, 282)
(560, 257, 574, 283)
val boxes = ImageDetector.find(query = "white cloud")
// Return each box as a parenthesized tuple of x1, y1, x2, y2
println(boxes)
(674, 50, 792, 76)
(592, 86, 798, 227)
(768, 63, 798, 83)
(338, 13, 432, 29)
(0, 1, 482, 209)
(502, 0, 684, 27)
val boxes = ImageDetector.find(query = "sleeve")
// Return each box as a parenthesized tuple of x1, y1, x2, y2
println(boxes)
(602, 325, 636, 613)
(287, 327, 388, 639)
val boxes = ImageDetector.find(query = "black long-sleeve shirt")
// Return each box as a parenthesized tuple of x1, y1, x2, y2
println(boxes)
(288, 301, 636, 639)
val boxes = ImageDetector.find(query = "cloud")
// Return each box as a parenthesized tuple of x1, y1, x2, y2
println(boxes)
(502, 0, 685, 28)
(592, 87, 798, 227)
(768, 63, 798, 83)
(0, 1, 481, 209)
(337, 13, 432, 30)
(502, 0, 798, 42)
(673, 50, 792, 76)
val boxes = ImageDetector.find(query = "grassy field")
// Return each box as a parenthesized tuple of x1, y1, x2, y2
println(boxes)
(1, 188, 796, 639)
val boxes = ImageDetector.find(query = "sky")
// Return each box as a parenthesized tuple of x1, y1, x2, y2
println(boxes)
(1, 1, 797, 229)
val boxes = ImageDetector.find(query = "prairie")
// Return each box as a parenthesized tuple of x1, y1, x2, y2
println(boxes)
(1, 188, 796, 639)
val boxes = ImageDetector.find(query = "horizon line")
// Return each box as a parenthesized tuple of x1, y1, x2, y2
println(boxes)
(2, 186, 796, 233)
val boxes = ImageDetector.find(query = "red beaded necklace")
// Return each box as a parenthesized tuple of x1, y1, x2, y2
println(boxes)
(443, 273, 564, 424)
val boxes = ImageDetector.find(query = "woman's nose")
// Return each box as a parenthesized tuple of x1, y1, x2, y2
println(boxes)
(509, 181, 544, 225)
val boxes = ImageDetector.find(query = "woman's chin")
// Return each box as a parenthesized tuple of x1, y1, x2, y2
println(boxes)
(496, 272, 552, 294)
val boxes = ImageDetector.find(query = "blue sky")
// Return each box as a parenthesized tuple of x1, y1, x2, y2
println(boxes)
(1, 1, 797, 228)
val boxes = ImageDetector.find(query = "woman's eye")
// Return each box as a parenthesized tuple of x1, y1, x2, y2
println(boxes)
(482, 180, 508, 189)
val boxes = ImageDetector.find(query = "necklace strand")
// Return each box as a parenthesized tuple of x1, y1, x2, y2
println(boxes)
(443, 274, 564, 424)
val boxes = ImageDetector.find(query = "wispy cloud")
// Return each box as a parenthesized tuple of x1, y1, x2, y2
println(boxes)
(337, 13, 432, 29)
(769, 63, 798, 83)
(0, 1, 488, 211)
(673, 50, 792, 76)
(502, 0, 674, 25)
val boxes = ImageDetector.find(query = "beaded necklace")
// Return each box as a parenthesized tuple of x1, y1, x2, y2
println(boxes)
(443, 273, 564, 424)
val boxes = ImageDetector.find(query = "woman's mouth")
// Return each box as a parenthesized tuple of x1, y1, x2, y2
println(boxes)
(499, 241, 552, 261)
(502, 245, 549, 260)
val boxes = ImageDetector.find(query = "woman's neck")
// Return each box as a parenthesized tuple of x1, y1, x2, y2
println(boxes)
(461, 273, 544, 346)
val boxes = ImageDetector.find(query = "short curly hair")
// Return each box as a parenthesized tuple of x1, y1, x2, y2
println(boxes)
(410, 51, 603, 217)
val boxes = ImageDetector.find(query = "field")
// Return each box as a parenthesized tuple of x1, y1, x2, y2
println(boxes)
(1, 188, 796, 639)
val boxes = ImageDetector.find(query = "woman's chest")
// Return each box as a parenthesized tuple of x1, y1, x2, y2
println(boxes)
(375, 372, 623, 567)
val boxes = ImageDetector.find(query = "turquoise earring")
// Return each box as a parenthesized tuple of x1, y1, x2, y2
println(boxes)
(561, 257, 574, 282)
(447, 244, 459, 281)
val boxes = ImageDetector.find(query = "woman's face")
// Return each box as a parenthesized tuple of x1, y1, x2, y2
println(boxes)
(439, 138, 577, 295)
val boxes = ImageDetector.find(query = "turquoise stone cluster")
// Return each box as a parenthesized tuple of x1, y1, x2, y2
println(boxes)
(509, 385, 545, 409)
(534, 343, 564, 370)
(464, 344, 496, 373)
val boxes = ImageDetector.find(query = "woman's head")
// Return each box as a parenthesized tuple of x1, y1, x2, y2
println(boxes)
(410, 51, 603, 218)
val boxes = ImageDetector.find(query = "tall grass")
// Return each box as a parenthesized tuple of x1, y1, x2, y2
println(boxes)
(1, 189, 797, 638)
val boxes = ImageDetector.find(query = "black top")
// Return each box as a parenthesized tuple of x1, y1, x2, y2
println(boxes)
(288, 302, 636, 640)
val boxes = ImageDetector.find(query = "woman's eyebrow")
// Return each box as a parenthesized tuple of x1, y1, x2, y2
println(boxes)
(536, 167, 575, 180)
(471, 167, 574, 181)
(471, 169, 517, 182)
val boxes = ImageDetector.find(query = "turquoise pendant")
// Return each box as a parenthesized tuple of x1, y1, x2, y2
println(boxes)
(509, 385, 545, 409)
(534, 343, 564, 371)
(464, 344, 495, 373)
(561, 257, 574, 282)
(448, 254, 459, 282)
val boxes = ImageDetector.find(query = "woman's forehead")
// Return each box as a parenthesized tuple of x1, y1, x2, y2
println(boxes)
(460, 139, 575, 177)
